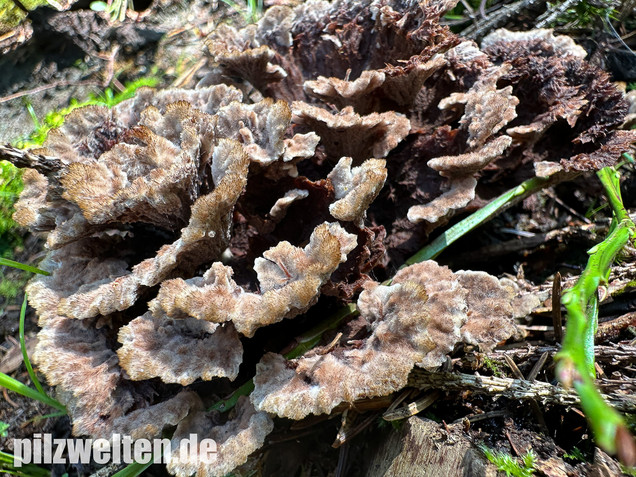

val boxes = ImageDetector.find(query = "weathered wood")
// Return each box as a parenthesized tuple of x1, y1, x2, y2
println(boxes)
(470, 343, 636, 368)
(365, 417, 497, 477)
(408, 370, 636, 412)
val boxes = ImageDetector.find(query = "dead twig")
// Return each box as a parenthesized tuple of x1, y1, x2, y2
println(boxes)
(534, 0, 578, 28)
(473, 343, 636, 368)
(460, 0, 547, 40)
(408, 369, 636, 412)
(552, 272, 564, 343)
(382, 390, 442, 421)
(0, 80, 102, 105)
(526, 351, 550, 382)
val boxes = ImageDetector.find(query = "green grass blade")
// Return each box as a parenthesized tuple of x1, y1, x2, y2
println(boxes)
(556, 165, 636, 464)
(208, 379, 255, 412)
(24, 411, 67, 425)
(405, 176, 550, 264)
(19, 294, 46, 396)
(0, 258, 49, 276)
(111, 461, 153, 477)
(0, 451, 50, 477)
(0, 372, 65, 412)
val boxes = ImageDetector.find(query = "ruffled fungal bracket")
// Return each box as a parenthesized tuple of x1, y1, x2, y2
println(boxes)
(114, 85, 244, 125)
(151, 222, 357, 337)
(203, 0, 458, 102)
(302, 54, 447, 114)
(407, 176, 477, 224)
(117, 312, 243, 385)
(26, 138, 249, 321)
(481, 28, 588, 60)
(4, 2, 636, 475)
(426, 135, 513, 177)
(13, 85, 247, 250)
(482, 28, 636, 172)
(268, 188, 309, 222)
(167, 396, 274, 477)
(34, 315, 201, 439)
(252, 261, 533, 419)
(328, 157, 388, 224)
(438, 64, 518, 148)
(291, 103, 410, 163)
(216, 98, 290, 165)
(205, 23, 288, 95)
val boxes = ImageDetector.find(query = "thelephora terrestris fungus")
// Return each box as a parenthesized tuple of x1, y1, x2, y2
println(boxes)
(251, 261, 539, 420)
(149, 222, 357, 338)
(3, 0, 635, 475)
(167, 396, 274, 477)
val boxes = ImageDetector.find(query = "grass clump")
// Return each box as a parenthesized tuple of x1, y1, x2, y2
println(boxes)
(14, 76, 160, 149)
(550, 0, 617, 28)
(0, 160, 27, 301)
(480, 444, 536, 477)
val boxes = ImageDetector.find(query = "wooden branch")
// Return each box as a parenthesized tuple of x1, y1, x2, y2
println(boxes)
(469, 343, 636, 368)
(459, 0, 547, 40)
(408, 369, 636, 412)
(0, 144, 62, 175)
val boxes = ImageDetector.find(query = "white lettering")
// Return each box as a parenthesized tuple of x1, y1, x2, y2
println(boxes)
(133, 439, 152, 464)
(12, 439, 31, 467)
(52, 439, 66, 464)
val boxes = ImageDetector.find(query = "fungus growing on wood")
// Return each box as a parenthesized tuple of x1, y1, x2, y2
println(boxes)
(251, 261, 536, 419)
(167, 396, 274, 477)
(150, 222, 357, 338)
(2, 0, 635, 475)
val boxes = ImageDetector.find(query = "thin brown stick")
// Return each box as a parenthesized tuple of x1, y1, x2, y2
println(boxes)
(504, 354, 525, 380)
(382, 390, 442, 421)
(408, 369, 636, 412)
(552, 272, 563, 343)
(0, 80, 101, 104)
(526, 351, 550, 382)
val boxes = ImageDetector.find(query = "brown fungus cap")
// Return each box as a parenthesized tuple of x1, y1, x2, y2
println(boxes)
(150, 222, 357, 338)
(251, 261, 533, 419)
(2, 1, 634, 474)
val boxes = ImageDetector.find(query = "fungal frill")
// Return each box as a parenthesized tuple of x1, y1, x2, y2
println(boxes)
(2, 0, 634, 475)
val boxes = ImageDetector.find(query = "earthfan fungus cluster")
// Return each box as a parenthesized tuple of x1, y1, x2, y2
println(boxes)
(3, 0, 635, 475)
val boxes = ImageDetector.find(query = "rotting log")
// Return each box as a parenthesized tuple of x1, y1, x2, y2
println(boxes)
(364, 416, 497, 477)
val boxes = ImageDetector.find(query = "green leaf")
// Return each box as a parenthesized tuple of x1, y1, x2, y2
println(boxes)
(19, 294, 47, 396)
(90, 1, 108, 11)
(0, 372, 66, 412)
(0, 450, 51, 477)
(0, 258, 49, 276)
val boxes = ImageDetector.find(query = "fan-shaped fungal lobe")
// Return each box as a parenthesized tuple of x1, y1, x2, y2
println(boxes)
(117, 313, 243, 385)
(251, 261, 524, 419)
(167, 397, 274, 477)
(151, 222, 357, 337)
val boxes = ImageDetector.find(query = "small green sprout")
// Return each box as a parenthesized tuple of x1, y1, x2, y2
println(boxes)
(89, 0, 134, 22)
(482, 356, 504, 377)
(563, 446, 587, 462)
(479, 444, 536, 477)
(0, 421, 9, 438)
